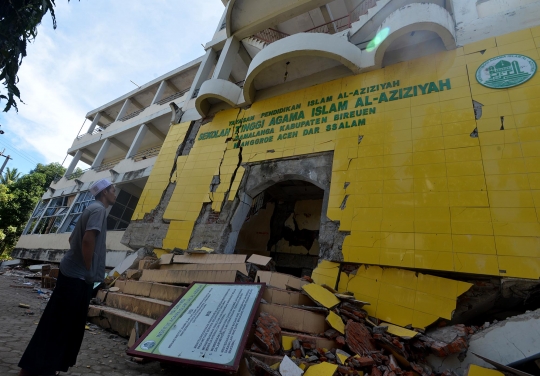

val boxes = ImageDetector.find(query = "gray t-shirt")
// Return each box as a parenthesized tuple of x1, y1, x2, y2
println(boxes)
(60, 201, 107, 284)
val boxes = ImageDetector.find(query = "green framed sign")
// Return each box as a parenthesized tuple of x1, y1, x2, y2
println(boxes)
(127, 282, 264, 373)
(476, 54, 537, 89)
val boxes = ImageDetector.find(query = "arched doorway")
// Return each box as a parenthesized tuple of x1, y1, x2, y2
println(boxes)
(235, 180, 324, 277)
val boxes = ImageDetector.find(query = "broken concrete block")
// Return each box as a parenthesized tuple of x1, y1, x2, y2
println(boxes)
(260, 303, 328, 334)
(254, 313, 281, 355)
(256, 271, 309, 290)
(345, 320, 376, 356)
(126, 269, 142, 280)
(324, 328, 340, 339)
(247, 356, 281, 376)
(428, 309, 540, 375)
(280, 355, 304, 376)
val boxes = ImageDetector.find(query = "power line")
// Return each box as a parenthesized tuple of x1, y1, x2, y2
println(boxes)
(0, 139, 42, 166)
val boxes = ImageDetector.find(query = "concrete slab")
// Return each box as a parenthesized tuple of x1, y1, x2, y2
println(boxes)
(105, 292, 171, 320)
(428, 309, 540, 375)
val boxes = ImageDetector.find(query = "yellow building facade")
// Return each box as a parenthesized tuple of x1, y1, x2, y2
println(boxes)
(134, 27, 540, 282)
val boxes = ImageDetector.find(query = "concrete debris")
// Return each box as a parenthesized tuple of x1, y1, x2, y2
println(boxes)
(0, 258, 22, 267)
(77, 251, 540, 375)
(254, 313, 282, 355)
(279, 355, 304, 376)
(345, 320, 377, 355)
(427, 309, 540, 375)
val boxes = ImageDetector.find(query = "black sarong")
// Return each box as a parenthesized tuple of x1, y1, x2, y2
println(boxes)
(19, 271, 93, 374)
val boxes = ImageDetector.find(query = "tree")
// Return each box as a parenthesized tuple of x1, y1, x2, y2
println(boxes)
(0, 162, 65, 255)
(30, 162, 66, 186)
(1, 1, 59, 112)
(0, 167, 21, 184)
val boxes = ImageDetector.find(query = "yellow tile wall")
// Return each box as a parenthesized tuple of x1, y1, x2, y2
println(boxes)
(134, 28, 540, 280)
(339, 265, 472, 328)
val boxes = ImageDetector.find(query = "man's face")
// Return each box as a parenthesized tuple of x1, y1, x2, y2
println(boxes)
(103, 186, 117, 206)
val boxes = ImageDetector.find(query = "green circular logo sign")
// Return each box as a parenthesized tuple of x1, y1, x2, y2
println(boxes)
(476, 54, 537, 89)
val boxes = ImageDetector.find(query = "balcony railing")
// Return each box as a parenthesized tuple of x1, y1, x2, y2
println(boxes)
(252, 28, 290, 45)
(65, 168, 91, 180)
(133, 145, 161, 162)
(304, 14, 352, 34)
(94, 156, 124, 172)
(155, 88, 190, 105)
(250, 0, 377, 45)
(118, 106, 149, 122)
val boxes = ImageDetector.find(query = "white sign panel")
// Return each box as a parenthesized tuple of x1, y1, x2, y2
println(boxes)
(130, 283, 262, 371)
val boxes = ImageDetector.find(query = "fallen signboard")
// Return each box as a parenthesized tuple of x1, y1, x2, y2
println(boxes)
(127, 282, 265, 373)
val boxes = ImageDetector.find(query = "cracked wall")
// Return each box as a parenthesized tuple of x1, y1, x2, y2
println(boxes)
(129, 27, 540, 280)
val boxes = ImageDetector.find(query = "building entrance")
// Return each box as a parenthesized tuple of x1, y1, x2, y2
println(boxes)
(235, 180, 324, 277)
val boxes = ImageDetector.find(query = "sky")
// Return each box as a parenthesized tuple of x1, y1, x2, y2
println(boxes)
(0, 0, 224, 175)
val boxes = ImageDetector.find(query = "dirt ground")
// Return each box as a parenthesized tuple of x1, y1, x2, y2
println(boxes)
(0, 272, 207, 376)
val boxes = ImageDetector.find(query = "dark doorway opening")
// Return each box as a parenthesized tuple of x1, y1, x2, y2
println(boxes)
(235, 180, 324, 277)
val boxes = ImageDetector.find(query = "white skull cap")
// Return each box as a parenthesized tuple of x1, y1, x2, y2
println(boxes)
(89, 179, 112, 197)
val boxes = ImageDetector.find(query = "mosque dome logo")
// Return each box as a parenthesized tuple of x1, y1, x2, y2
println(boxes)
(476, 54, 536, 89)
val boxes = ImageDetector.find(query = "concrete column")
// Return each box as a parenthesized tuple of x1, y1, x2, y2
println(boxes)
(215, 4, 228, 32)
(91, 139, 111, 169)
(152, 81, 167, 104)
(212, 36, 240, 80)
(115, 98, 132, 121)
(87, 112, 102, 134)
(64, 150, 83, 177)
(126, 124, 149, 158)
(183, 49, 217, 108)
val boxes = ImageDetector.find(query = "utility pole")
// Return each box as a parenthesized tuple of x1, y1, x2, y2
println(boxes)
(0, 149, 12, 176)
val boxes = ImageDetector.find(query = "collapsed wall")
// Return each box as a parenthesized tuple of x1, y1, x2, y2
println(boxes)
(122, 27, 540, 334)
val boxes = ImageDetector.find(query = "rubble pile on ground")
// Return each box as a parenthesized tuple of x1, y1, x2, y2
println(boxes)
(246, 277, 478, 376)
(79, 251, 537, 375)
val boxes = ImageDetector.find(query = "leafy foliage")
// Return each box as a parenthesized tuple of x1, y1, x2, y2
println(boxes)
(0, 0, 58, 112)
(0, 167, 21, 184)
(0, 162, 65, 255)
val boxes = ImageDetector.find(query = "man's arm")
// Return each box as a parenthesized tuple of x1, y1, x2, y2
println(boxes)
(81, 230, 98, 270)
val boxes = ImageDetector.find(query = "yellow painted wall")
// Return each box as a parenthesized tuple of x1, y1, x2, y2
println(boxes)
(133, 27, 540, 280)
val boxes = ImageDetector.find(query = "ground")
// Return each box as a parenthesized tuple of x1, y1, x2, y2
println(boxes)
(0, 273, 192, 376)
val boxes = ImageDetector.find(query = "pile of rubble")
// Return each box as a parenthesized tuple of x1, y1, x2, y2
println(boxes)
(83, 250, 538, 376)
(247, 277, 478, 376)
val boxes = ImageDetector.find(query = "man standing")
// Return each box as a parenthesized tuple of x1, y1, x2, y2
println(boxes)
(18, 179, 116, 376)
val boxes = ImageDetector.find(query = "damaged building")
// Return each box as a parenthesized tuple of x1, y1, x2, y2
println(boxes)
(10, 0, 540, 373)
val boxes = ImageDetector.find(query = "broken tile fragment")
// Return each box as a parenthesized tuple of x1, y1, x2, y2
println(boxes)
(466, 364, 503, 376)
(304, 362, 338, 376)
(326, 310, 345, 334)
(381, 322, 418, 339)
(282, 335, 296, 351)
(311, 261, 340, 287)
(335, 349, 351, 365)
(302, 283, 341, 309)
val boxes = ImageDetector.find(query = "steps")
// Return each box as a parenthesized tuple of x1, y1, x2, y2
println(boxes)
(88, 280, 185, 338)
(87, 305, 154, 338)
(105, 292, 170, 320)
